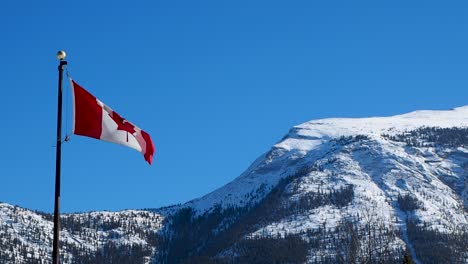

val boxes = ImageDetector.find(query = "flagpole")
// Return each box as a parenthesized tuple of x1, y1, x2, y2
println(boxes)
(53, 50, 67, 264)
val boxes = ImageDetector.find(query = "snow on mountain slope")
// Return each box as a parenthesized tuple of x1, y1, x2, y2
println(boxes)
(0, 203, 164, 263)
(184, 106, 468, 214)
(170, 106, 467, 263)
(249, 135, 467, 259)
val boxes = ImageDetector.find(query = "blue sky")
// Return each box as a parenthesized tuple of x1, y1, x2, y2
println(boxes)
(1, 1, 467, 213)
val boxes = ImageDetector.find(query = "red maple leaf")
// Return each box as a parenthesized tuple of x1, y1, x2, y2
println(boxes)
(110, 111, 136, 135)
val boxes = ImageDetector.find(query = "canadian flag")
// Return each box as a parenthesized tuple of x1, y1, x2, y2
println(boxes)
(71, 79, 155, 165)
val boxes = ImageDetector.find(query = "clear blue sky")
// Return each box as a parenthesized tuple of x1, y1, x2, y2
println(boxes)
(1, 1, 467, 213)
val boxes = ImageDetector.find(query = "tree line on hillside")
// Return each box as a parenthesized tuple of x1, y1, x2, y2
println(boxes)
(0, 208, 161, 263)
(156, 164, 413, 263)
(58, 212, 160, 263)
(397, 194, 422, 212)
(382, 127, 468, 148)
(406, 219, 468, 264)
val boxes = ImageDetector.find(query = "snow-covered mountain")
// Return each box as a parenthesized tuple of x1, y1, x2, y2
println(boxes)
(1, 106, 467, 263)
(0, 203, 164, 263)
(185, 106, 468, 214)
(162, 106, 468, 263)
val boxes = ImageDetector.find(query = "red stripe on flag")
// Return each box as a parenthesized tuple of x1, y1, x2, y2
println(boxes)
(141, 130, 155, 165)
(72, 80, 102, 139)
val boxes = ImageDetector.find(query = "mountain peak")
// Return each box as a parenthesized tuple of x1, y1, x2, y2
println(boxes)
(163, 105, 467, 263)
(300, 105, 468, 134)
(184, 106, 468, 215)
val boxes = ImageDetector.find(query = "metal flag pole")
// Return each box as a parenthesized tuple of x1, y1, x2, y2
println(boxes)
(53, 50, 67, 264)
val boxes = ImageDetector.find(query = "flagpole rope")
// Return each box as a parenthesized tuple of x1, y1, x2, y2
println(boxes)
(64, 69, 72, 142)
